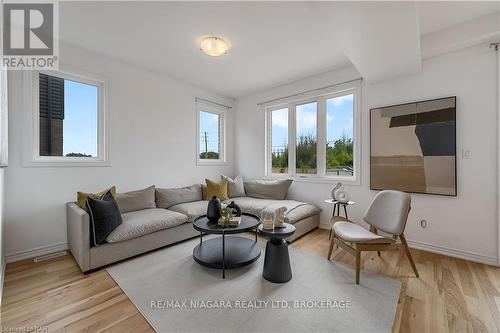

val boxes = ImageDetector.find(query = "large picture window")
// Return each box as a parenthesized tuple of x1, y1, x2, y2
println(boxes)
(266, 81, 360, 183)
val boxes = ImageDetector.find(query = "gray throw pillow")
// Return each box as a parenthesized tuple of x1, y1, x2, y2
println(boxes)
(244, 179, 293, 200)
(222, 175, 246, 198)
(156, 184, 202, 209)
(115, 185, 156, 213)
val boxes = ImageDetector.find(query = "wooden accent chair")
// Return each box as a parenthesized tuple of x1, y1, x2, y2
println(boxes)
(327, 190, 419, 284)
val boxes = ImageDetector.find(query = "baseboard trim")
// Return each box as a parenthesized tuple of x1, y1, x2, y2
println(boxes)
(319, 222, 330, 230)
(5, 242, 68, 264)
(406, 239, 498, 266)
(318, 221, 498, 266)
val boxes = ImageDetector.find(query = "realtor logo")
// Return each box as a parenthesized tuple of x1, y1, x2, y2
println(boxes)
(2, 1, 58, 69)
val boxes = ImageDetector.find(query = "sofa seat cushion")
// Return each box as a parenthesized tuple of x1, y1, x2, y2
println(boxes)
(105, 208, 188, 243)
(168, 200, 208, 222)
(225, 197, 320, 224)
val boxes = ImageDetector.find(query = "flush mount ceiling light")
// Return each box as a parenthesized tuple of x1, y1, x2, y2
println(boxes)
(199, 36, 229, 57)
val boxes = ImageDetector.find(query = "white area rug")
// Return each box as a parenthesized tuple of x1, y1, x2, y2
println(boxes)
(107, 236, 400, 333)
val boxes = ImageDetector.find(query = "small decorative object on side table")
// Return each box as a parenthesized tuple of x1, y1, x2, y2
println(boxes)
(258, 223, 296, 283)
(261, 211, 274, 230)
(324, 199, 355, 239)
(273, 207, 287, 228)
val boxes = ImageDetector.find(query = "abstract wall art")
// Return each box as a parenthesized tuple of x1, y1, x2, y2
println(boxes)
(370, 97, 456, 196)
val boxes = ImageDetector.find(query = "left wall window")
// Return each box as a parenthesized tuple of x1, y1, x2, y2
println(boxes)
(30, 70, 107, 166)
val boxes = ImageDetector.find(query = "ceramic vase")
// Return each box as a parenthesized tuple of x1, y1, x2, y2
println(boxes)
(331, 182, 342, 200)
(227, 201, 241, 217)
(334, 186, 351, 203)
(207, 196, 222, 223)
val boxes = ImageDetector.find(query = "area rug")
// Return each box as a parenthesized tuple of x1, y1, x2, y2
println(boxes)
(107, 236, 400, 333)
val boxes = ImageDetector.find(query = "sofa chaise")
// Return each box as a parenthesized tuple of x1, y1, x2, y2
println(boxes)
(67, 180, 321, 273)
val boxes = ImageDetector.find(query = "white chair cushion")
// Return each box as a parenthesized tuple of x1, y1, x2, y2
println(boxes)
(333, 222, 393, 243)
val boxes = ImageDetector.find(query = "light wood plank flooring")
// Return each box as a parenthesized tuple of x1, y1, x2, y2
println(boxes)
(1, 229, 499, 332)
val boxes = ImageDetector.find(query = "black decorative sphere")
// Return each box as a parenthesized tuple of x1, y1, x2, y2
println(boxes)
(206, 196, 222, 223)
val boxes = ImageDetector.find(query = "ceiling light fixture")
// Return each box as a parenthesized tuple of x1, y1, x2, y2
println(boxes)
(200, 36, 229, 57)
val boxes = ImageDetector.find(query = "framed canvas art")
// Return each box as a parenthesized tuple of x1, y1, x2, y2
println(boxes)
(370, 96, 456, 196)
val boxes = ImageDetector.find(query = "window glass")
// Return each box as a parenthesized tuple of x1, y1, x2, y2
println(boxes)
(296, 102, 317, 174)
(271, 108, 288, 173)
(326, 94, 354, 176)
(199, 111, 220, 160)
(39, 73, 98, 157)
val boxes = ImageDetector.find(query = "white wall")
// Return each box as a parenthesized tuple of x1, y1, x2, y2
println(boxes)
(4, 43, 234, 260)
(235, 44, 498, 265)
(0, 168, 4, 303)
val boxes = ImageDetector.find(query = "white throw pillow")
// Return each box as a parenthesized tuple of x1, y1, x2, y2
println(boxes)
(221, 175, 246, 198)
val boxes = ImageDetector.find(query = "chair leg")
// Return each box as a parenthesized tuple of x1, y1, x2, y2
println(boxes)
(355, 251, 361, 284)
(370, 227, 382, 257)
(327, 236, 335, 260)
(400, 234, 419, 278)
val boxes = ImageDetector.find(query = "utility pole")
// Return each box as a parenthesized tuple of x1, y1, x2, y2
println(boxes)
(203, 131, 209, 157)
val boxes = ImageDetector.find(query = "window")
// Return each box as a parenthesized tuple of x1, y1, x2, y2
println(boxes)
(270, 108, 288, 173)
(29, 69, 107, 166)
(296, 102, 317, 174)
(266, 81, 360, 183)
(326, 94, 354, 176)
(197, 100, 226, 164)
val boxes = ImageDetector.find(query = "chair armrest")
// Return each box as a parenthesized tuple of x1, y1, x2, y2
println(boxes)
(66, 202, 90, 272)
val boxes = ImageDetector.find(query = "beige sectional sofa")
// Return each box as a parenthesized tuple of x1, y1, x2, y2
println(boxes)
(67, 181, 321, 273)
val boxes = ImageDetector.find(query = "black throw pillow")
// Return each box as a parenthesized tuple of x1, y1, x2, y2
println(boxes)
(86, 190, 123, 247)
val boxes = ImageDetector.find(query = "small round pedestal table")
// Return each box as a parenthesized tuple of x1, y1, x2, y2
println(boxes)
(258, 223, 296, 283)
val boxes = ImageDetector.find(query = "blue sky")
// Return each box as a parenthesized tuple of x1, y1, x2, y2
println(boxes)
(271, 94, 354, 151)
(199, 111, 220, 152)
(63, 80, 98, 156)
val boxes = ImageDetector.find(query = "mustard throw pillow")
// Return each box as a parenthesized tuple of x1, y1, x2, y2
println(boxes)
(77, 186, 117, 210)
(205, 178, 228, 201)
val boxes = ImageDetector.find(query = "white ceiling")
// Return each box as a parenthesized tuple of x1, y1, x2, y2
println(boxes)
(417, 1, 500, 35)
(59, 2, 500, 98)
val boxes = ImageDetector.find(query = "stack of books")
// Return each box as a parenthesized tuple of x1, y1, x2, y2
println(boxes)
(218, 216, 241, 227)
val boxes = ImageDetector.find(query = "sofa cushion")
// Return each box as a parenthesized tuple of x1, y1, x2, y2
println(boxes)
(244, 179, 292, 200)
(226, 197, 320, 224)
(87, 190, 122, 247)
(105, 208, 187, 243)
(206, 178, 229, 201)
(115, 185, 156, 214)
(168, 200, 208, 222)
(156, 184, 202, 209)
(77, 186, 117, 210)
(222, 175, 246, 198)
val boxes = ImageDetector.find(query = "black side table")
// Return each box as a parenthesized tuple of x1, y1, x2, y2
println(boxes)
(324, 199, 355, 239)
(258, 224, 296, 283)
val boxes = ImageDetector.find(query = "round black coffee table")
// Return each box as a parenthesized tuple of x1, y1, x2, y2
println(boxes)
(193, 213, 261, 279)
(258, 223, 296, 283)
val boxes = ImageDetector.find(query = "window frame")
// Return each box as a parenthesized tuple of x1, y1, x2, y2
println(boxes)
(196, 100, 227, 165)
(265, 80, 361, 184)
(24, 67, 108, 167)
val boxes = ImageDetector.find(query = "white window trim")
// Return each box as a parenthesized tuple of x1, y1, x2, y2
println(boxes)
(196, 100, 227, 165)
(265, 80, 361, 185)
(23, 66, 109, 167)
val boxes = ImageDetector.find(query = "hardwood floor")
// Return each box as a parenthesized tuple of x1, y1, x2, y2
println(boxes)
(1, 228, 499, 332)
